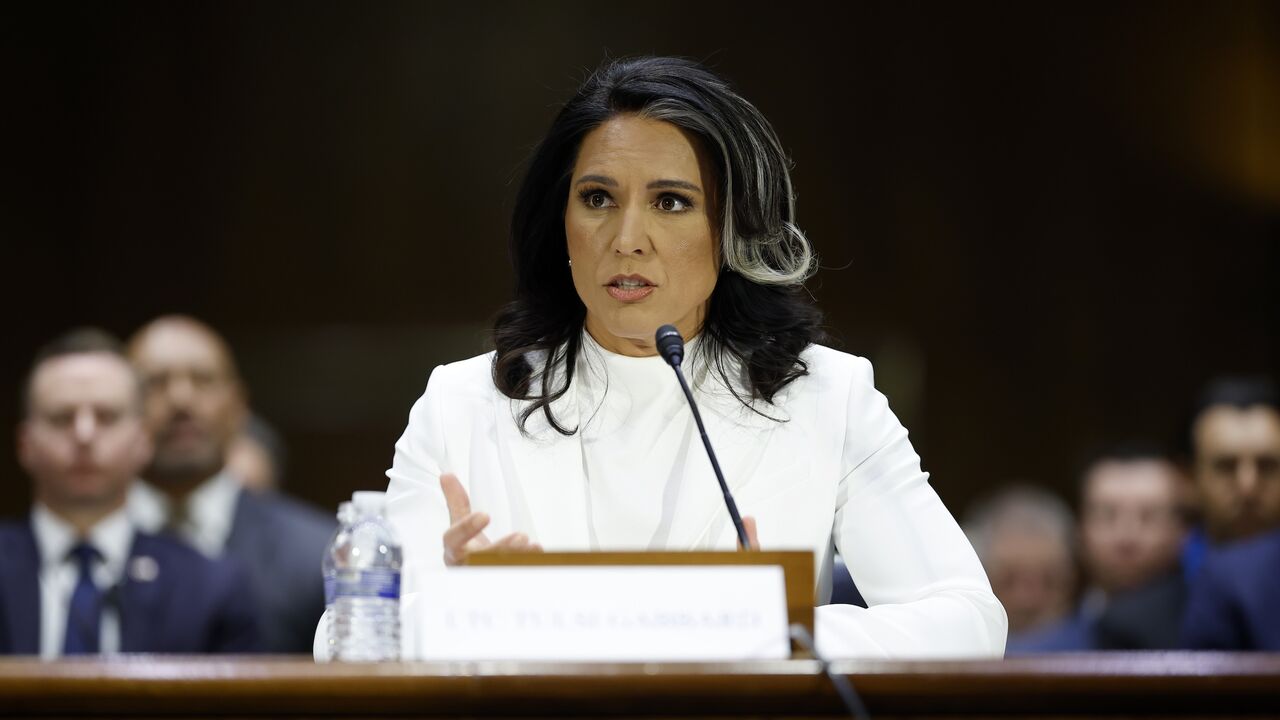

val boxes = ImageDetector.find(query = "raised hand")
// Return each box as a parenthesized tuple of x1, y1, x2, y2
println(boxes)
(440, 473, 541, 566)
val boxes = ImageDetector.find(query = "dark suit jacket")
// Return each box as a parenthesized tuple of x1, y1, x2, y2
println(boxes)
(828, 554, 867, 608)
(1008, 570, 1187, 654)
(1006, 612, 1096, 653)
(1093, 570, 1186, 650)
(1182, 529, 1280, 650)
(0, 521, 260, 654)
(224, 490, 335, 653)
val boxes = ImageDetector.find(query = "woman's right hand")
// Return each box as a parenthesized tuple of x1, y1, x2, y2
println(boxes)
(440, 473, 541, 566)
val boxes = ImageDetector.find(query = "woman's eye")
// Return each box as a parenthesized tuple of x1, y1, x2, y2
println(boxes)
(582, 190, 612, 209)
(656, 194, 691, 212)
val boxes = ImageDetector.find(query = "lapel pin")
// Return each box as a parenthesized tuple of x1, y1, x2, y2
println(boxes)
(129, 555, 159, 583)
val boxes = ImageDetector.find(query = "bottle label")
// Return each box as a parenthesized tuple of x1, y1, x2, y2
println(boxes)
(333, 569, 400, 600)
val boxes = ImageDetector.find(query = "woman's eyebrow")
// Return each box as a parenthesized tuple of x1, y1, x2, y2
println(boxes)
(648, 179, 702, 194)
(574, 175, 703, 194)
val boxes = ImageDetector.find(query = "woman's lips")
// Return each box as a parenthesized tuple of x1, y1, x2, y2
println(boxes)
(605, 274, 656, 302)
(606, 285, 655, 302)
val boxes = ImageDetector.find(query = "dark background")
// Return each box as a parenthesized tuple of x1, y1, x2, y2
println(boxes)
(2, 1, 1277, 520)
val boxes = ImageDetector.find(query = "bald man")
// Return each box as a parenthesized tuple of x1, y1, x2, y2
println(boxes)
(126, 316, 334, 653)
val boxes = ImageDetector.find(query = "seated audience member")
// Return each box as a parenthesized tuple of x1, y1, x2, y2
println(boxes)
(1010, 447, 1188, 651)
(1181, 376, 1280, 578)
(226, 413, 287, 493)
(126, 316, 335, 653)
(1182, 527, 1280, 650)
(1181, 377, 1280, 650)
(1078, 446, 1188, 649)
(0, 329, 259, 656)
(964, 487, 1077, 643)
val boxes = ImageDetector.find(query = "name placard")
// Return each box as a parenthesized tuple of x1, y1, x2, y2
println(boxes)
(409, 565, 790, 662)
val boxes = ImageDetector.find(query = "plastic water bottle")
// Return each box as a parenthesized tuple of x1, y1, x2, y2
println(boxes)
(321, 501, 356, 660)
(331, 491, 402, 661)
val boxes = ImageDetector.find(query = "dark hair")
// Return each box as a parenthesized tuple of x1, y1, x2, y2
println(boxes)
(1184, 375, 1280, 457)
(22, 327, 139, 416)
(1193, 376, 1279, 418)
(492, 56, 824, 434)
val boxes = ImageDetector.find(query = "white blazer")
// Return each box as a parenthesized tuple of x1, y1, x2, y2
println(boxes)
(384, 343, 1007, 659)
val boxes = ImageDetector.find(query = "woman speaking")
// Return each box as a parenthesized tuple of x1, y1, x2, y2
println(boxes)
(387, 56, 1007, 658)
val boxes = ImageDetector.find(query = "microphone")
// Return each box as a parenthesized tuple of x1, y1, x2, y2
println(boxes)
(655, 324, 752, 550)
(655, 324, 684, 367)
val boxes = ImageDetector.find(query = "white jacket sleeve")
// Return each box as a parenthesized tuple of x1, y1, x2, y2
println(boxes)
(386, 364, 455, 570)
(384, 364, 457, 658)
(815, 356, 1007, 659)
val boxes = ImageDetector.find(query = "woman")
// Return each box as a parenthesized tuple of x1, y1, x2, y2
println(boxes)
(387, 56, 1007, 658)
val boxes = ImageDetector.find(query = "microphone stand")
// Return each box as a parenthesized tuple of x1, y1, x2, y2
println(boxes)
(657, 325, 751, 550)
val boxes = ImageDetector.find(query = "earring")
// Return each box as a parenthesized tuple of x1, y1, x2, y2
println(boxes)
(568, 259, 573, 267)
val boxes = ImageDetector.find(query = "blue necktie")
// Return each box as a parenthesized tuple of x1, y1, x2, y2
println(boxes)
(62, 543, 102, 655)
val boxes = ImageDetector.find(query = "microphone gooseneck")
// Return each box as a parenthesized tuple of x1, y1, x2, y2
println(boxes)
(655, 324, 752, 550)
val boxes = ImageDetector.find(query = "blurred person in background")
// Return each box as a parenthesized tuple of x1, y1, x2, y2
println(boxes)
(0, 329, 259, 656)
(1181, 376, 1280, 578)
(226, 413, 288, 493)
(1182, 525, 1280, 650)
(965, 486, 1078, 643)
(1182, 376, 1280, 650)
(1076, 446, 1188, 649)
(126, 315, 334, 653)
(1010, 446, 1188, 651)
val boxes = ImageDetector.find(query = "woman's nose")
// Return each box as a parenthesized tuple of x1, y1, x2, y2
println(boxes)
(611, 204, 650, 255)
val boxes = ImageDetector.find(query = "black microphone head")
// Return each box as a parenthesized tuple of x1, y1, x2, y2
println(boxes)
(655, 324, 684, 367)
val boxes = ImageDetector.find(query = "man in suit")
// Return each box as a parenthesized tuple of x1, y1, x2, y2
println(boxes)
(1182, 377, 1280, 576)
(1181, 527, 1280, 650)
(1007, 446, 1188, 652)
(1075, 446, 1188, 649)
(126, 315, 335, 653)
(1181, 378, 1280, 649)
(0, 329, 259, 656)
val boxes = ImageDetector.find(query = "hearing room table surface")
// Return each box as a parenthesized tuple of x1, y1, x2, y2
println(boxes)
(1, 653, 1278, 718)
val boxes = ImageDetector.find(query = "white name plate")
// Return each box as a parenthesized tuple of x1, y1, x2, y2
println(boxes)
(410, 565, 790, 662)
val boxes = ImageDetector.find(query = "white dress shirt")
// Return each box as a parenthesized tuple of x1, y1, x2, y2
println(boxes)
(385, 333, 1008, 659)
(31, 503, 132, 658)
(128, 472, 240, 558)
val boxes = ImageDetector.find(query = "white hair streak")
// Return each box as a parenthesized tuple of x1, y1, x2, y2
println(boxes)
(642, 100, 818, 288)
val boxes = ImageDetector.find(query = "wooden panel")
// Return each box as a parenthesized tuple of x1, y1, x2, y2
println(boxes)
(0, 654, 1279, 718)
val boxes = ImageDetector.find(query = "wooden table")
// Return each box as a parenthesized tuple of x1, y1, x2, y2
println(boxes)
(1, 654, 1278, 717)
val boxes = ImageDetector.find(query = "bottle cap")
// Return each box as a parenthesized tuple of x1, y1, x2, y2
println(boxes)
(351, 491, 386, 516)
